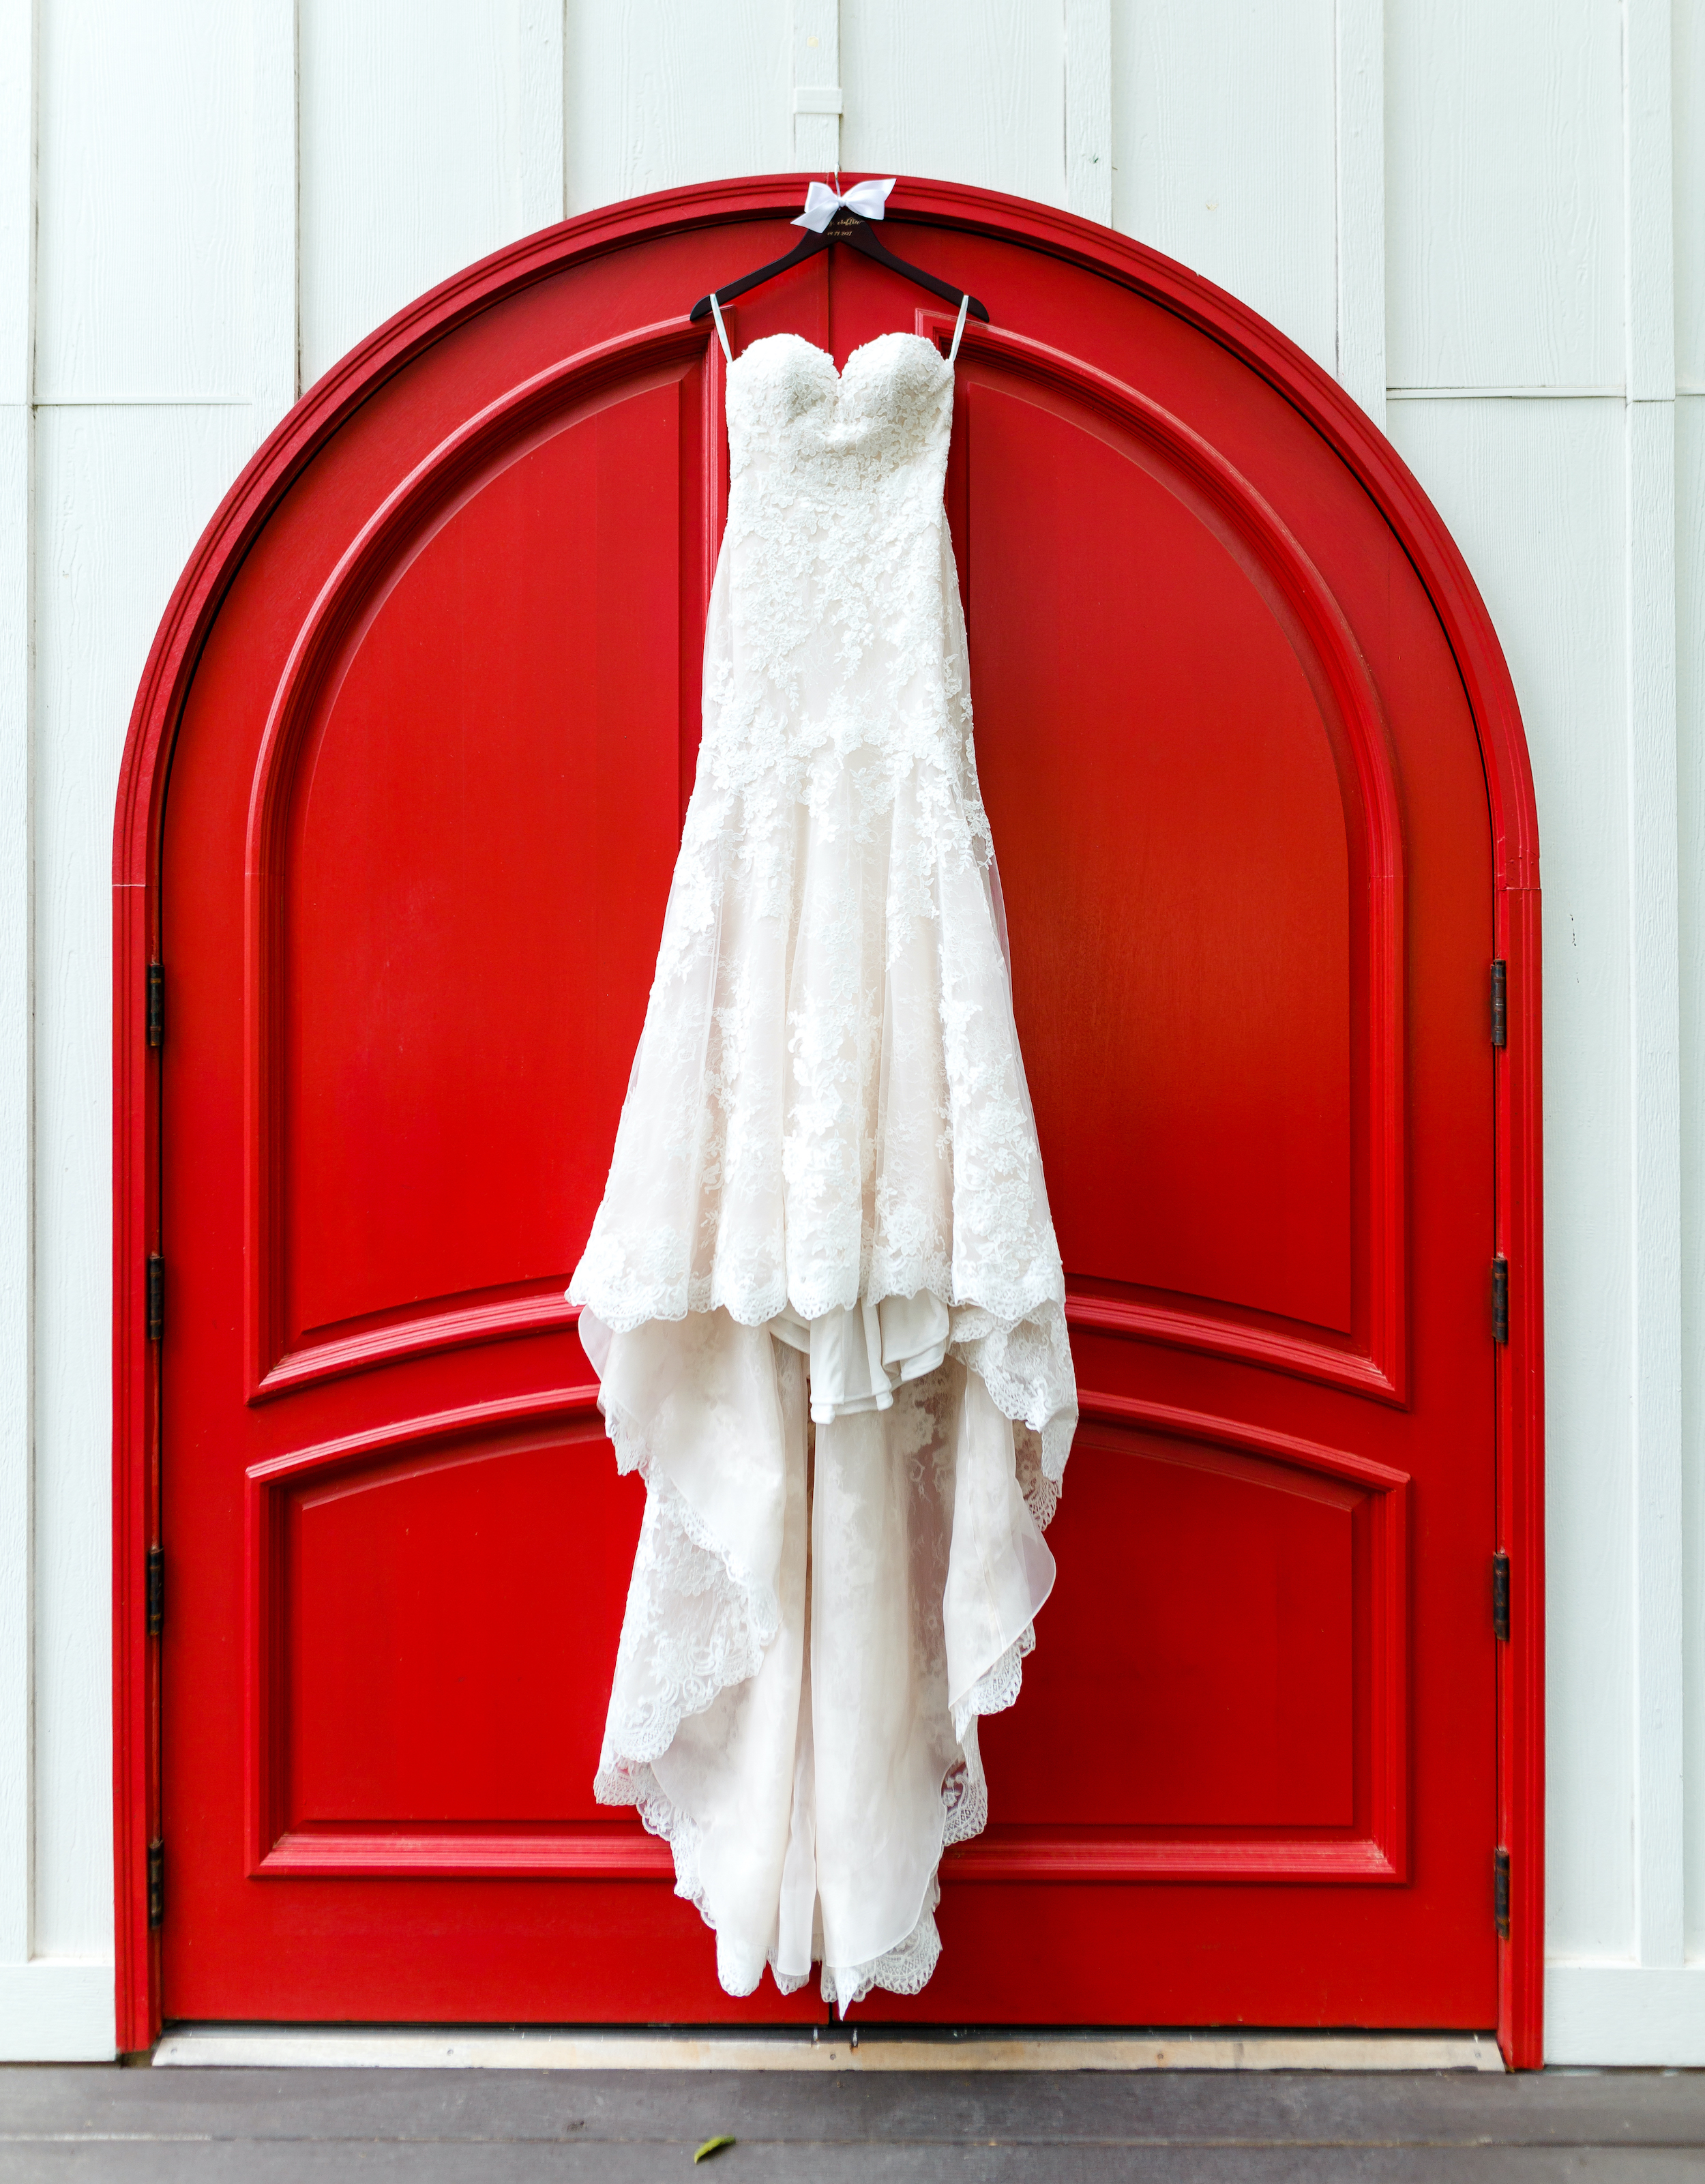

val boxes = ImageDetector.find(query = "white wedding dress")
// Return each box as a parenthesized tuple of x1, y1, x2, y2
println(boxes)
(568, 316, 1077, 2007)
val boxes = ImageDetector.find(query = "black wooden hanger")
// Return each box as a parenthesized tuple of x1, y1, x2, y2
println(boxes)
(689, 191, 990, 327)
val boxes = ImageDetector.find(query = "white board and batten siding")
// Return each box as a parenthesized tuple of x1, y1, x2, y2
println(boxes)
(0, 0, 1696, 2063)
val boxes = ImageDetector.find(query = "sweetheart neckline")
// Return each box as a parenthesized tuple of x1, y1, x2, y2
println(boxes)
(728, 329, 949, 382)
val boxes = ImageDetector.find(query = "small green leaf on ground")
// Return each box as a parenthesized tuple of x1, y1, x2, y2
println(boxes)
(693, 2134, 736, 2164)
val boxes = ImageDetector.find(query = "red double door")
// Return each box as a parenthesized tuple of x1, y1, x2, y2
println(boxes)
(158, 187, 1496, 2027)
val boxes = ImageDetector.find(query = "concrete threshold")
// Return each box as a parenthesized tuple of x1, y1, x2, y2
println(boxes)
(153, 2024, 1504, 2073)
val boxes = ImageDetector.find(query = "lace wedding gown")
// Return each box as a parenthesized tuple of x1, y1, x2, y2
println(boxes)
(569, 323, 1077, 2007)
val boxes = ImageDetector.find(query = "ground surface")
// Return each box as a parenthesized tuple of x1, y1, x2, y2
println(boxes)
(3, 2063, 1705, 2180)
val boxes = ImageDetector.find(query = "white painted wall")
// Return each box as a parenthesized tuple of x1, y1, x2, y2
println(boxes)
(0, 0, 1695, 2063)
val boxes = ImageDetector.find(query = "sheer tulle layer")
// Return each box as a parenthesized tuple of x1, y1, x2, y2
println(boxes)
(582, 1307, 1058, 2005)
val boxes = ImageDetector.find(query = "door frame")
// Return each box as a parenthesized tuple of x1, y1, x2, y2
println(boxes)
(109, 173, 1545, 2063)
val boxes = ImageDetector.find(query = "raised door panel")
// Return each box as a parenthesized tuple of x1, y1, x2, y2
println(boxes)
(973, 387, 1352, 1331)
(250, 347, 711, 1398)
(248, 1400, 664, 1877)
(949, 329, 1404, 1401)
(964, 1409, 1407, 1880)
(995, 1434, 1357, 1832)
(283, 395, 677, 1340)
(284, 1434, 627, 1829)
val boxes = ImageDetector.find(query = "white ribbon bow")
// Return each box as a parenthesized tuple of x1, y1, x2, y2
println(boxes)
(792, 177, 896, 231)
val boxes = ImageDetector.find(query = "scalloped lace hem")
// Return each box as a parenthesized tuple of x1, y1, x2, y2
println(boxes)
(951, 1623, 1035, 1745)
(604, 1389, 780, 1639)
(594, 1389, 780, 1775)
(822, 1881, 945, 2009)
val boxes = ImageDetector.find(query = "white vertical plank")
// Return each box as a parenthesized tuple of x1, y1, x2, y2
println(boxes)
(563, 1, 788, 220)
(0, 408, 31, 1979)
(27, 0, 261, 1974)
(1388, 396, 1633, 1961)
(251, 0, 299, 440)
(1385, 0, 1622, 392)
(0, 0, 36, 1977)
(841, 0, 1066, 209)
(1627, 387, 1682, 1968)
(1622, 0, 1681, 1971)
(516, 0, 566, 235)
(1332, 0, 1384, 424)
(1623, 0, 1675, 407)
(1678, 0, 1705, 389)
(0, 0, 31, 413)
(298, 0, 516, 388)
(35, 0, 249, 400)
(1064, 0, 1112, 225)
(31, 403, 254, 1958)
(1110, 0, 1338, 373)
(792, 0, 840, 177)
(1678, 391, 1705, 1960)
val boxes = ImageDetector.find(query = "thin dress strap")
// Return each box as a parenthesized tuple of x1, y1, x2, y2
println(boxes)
(709, 291, 734, 364)
(947, 293, 970, 366)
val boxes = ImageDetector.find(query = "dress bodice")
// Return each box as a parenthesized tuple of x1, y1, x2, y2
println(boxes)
(725, 331, 954, 489)
(702, 329, 976, 820)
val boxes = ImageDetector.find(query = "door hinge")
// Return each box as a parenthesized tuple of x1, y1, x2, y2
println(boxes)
(1492, 1552, 1510, 1642)
(147, 1838, 164, 1930)
(145, 1253, 164, 1342)
(1489, 958, 1507, 1048)
(1494, 1846, 1511, 1939)
(1491, 1255, 1509, 1344)
(146, 961, 164, 1049)
(145, 1544, 164, 1638)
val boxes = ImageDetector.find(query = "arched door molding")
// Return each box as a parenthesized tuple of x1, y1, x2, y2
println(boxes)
(110, 174, 1543, 2062)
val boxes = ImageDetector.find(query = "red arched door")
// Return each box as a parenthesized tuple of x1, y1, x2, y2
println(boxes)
(115, 178, 1543, 2052)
